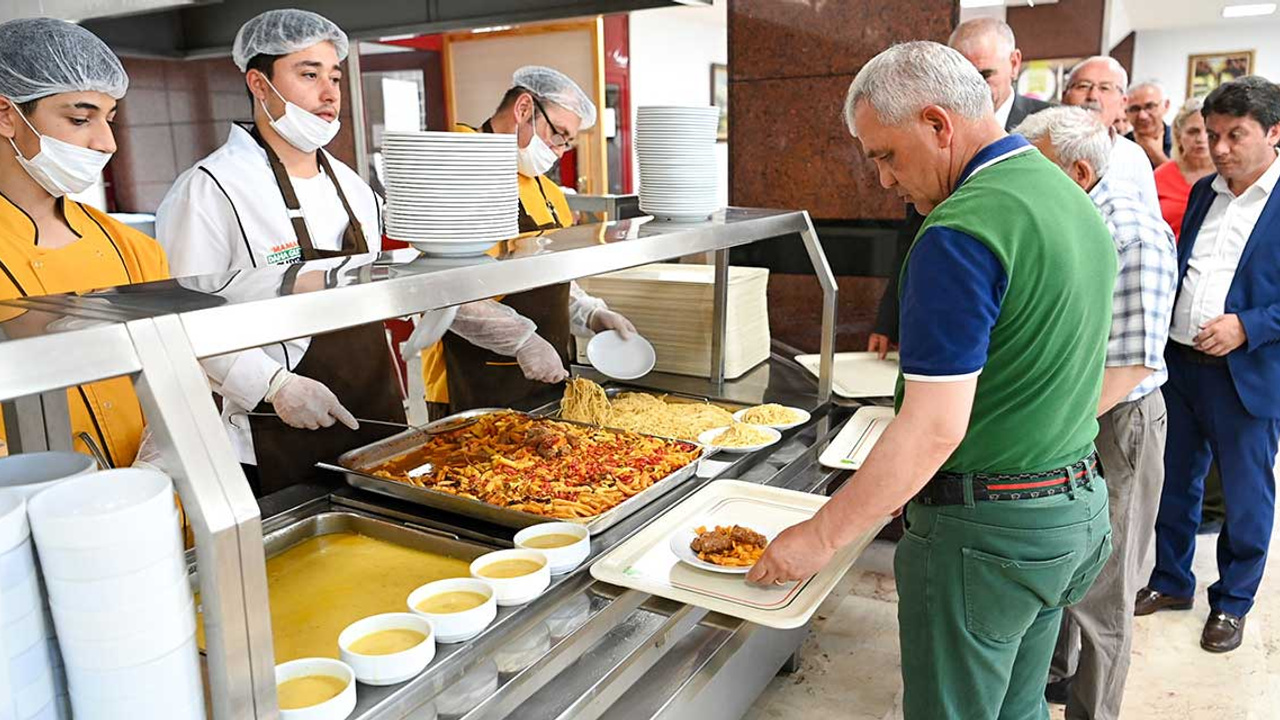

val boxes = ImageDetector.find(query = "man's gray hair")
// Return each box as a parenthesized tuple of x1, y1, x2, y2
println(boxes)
(1014, 106, 1111, 178)
(844, 41, 994, 136)
(1127, 78, 1166, 97)
(949, 17, 1016, 56)
(1067, 56, 1130, 93)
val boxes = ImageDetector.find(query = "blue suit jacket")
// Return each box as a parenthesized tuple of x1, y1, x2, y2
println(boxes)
(1178, 172, 1280, 418)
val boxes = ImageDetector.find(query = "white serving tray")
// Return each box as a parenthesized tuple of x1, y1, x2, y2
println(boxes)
(794, 351, 899, 399)
(590, 480, 885, 629)
(819, 407, 895, 471)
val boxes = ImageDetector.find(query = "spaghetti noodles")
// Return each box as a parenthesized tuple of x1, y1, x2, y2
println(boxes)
(560, 378, 734, 441)
(739, 404, 804, 426)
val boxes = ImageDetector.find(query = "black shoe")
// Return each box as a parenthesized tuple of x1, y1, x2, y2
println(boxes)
(1201, 611, 1245, 653)
(1045, 676, 1072, 705)
(1134, 587, 1194, 616)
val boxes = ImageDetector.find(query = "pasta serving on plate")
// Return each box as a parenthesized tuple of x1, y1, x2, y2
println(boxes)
(561, 378, 734, 441)
(367, 412, 700, 520)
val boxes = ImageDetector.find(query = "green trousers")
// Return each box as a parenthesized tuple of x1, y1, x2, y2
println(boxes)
(895, 472, 1112, 720)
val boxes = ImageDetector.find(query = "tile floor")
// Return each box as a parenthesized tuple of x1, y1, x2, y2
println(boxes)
(745, 514, 1280, 719)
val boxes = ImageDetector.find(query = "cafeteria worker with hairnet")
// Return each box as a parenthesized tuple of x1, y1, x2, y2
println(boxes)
(422, 66, 636, 414)
(0, 18, 169, 466)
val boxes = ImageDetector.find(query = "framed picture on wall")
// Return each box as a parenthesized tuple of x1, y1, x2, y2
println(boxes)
(711, 63, 728, 142)
(1187, 51, 1255, 98)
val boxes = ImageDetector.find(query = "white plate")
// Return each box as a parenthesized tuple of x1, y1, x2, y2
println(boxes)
(818, 406, 895, 471)
(399, 240, 501, 256)
(667, 524, 776, 575)
(586, 331, 656, 380)
(732, 406, 811, 431)
(697, 425, 782, 454)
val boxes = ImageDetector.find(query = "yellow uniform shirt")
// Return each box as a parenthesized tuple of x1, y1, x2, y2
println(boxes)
(0, 195, 170, 466)
(421, 124, 574, 405)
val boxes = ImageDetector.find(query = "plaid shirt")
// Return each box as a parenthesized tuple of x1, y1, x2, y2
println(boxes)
(1089, 172, 1179, 402)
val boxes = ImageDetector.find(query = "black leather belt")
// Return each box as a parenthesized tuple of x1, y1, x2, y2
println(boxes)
(1171, 342, 1228, 366)
(913, 452, 1100, 505)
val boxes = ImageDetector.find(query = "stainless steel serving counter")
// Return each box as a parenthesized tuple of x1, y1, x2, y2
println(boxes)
(255, 359, 863, 720)
(0, 208, 840, 718)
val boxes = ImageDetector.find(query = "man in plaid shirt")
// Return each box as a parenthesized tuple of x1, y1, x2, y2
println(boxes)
(1018, 106, 1177, 720)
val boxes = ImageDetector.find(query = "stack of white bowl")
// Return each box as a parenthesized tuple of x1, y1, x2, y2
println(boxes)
(636, 106, 721, 222)
(382, 131, 520, 257)
(0, 491, 63, 720)
(28, 469, 203, 720)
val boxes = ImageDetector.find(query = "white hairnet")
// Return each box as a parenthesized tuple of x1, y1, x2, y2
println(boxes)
(232, 9, 349, 72)
(0, 18, 128, 104)
(513, 66, 597, 130)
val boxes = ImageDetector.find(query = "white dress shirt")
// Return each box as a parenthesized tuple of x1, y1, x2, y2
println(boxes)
(1107, 135, 1162, 216)
(1170, 151, 1280, 346)
(994, 92, 1015, 132)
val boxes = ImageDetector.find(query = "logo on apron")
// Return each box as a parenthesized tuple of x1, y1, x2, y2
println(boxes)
(266, 242, 304, 265)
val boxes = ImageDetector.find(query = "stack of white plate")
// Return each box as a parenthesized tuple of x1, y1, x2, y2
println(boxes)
(636, 106, 720, 222)
(28, 470, 203, 720)
(0, 491, 64, 720)
(382, 131, 520, 257)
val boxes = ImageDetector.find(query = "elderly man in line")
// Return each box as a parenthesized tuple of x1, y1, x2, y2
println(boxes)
(1062, 56, 1162, 214)
(1018, 106, 1178, 719)
(1126, 80, 1174, 168)
(868, 17, 1051, 359)
(748, 41, 1116, 720)
(1136, 76, 1280, 654)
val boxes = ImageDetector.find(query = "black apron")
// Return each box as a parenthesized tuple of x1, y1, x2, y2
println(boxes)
(441, 121, 573, 412)
(245, 129, 406, 495)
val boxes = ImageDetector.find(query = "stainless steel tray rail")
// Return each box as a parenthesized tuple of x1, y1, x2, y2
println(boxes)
(0, 209, 836, 718)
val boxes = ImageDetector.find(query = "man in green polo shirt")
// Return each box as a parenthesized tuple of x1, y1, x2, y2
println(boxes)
(749, 41, 1117, 719)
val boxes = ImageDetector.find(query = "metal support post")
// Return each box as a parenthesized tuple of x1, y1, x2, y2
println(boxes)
(710, 248, 730, 387)
(799, 214, 837, 405)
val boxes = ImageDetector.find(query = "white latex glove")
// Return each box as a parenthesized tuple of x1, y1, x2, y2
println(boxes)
(401, 307, 459, 361)
(515, 335, 570, 384)
(588, 309, 636, 340)
(268, 371, 360, 431)
(131, 426, 166, 474)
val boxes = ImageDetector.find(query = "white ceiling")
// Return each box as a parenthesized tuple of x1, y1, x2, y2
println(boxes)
(1119, 0, 1280, 32)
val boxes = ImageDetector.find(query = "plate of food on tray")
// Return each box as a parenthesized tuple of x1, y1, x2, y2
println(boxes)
(697, 423, 782, 454)
(668, 523, 773, 574)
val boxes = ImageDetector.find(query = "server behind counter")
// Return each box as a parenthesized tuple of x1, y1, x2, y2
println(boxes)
(0, 18, 170, 466)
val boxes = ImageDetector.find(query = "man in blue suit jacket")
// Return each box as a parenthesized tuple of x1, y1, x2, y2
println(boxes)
(1134, 76, 1280, 654)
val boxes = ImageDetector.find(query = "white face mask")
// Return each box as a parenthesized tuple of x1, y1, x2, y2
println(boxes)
(261, 80, 341, 153)
(7, 108, 112, 198)
(517, 110, 559, 178)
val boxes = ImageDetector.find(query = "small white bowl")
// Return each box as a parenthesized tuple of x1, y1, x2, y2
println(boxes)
(35, 509, 182, 581)
(55, 604, 195, 670)
(0, 490, 28, 556)
(12, 667, 54, 720)
(732, 406, 811, 431)
(1, 566, 41, 625)
(697, 425, 782, 454)
(275, 657, 357, 720)
(0, 536, 37, 591)
(407, 578, 497, 644)
(514, 523, 590, 575)
(0, 452, 97, 501)
(3, 603, 50, 657)
(587, 330, 657, 380)
(469, 549, 551, 607)
(65, 636, 200, 700)
(44, 550, 186, 611)
(50, 573, 192, 642)
(27, 469, 176, 550)
(8, 630, 54, 692)
(338, 613, 435, 686)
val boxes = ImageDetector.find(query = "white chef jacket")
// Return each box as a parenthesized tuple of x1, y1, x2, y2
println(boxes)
(155, 124, 383, 464)
(1109, 135, 1162, 216)
(1170, 151, 1280, 346)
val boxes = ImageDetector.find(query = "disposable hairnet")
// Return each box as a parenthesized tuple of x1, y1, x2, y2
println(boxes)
(0, 18, 129, 104)
(232, 9, 349, 72)
(513, 66, 597, 130)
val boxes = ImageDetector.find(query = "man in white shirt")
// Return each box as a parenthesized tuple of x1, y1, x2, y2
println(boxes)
(155, 9, 402, 495)
(1134, 76, 1280, 655)
(1062, 56, 1162, 215)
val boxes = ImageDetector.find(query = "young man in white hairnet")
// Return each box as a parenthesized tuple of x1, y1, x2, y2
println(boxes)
(154, 8, 411, 495)
(0, 17, 170, 467)
(421, 66, 635, 414)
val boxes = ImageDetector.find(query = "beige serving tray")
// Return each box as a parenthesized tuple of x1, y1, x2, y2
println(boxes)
(794, 351, 899, 399)
(590, 480, 885, 629)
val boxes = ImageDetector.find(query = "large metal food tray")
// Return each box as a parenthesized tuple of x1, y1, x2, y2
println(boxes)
(334, 412, 706, 536)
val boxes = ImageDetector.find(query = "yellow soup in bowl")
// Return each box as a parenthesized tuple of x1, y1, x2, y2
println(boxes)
(349, 629, 426, 656)
(278, 674, 348, 709)
(478, 559, 543, 579)
(417, 591, 490, 614)
(520, 533, 582, 550)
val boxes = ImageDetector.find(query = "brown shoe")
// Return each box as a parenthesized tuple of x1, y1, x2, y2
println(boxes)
(1201, 611, 1245, 653)
(1134, 587, 1194, 616)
